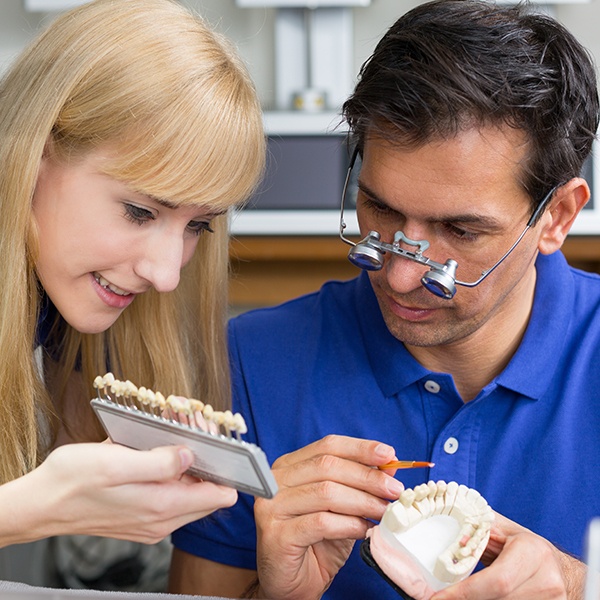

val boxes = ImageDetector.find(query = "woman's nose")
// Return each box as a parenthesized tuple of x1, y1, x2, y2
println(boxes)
(134, 234, 186, 293)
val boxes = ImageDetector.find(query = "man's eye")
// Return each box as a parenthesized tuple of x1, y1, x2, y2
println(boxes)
(362, 197, 394, 215)
(443, 222, 479, 242)
(187, 220, 214, 236)
(123, 203, 155, 226)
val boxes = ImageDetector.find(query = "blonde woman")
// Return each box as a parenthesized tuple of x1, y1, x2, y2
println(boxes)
(0, 0, 264, 548)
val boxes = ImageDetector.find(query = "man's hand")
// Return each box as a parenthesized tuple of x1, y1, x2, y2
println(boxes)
(431, 511, 586, 600)
(253, 435, 405, 600)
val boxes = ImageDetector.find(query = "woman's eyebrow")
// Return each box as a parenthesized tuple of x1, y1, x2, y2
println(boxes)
(147, 195, 178, 210)
(145, 194, 228, 218)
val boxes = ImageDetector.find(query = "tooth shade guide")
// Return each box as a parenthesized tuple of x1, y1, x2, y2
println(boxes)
(92, 372, 247, 439)
(90, 373, 278, 498)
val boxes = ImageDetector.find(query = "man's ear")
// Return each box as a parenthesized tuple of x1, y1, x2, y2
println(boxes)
(538, 177, 590, 255)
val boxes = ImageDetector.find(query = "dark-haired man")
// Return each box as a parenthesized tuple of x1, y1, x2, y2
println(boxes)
(170, 1, 600, 598)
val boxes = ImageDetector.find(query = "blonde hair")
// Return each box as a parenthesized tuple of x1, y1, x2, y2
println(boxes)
(0, 0, 265, 482)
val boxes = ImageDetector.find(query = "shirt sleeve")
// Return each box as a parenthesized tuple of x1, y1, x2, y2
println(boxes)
(170, 319, 259, 569)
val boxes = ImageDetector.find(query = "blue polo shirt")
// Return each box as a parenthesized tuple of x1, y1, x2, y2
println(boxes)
(172, 250, 600, 599)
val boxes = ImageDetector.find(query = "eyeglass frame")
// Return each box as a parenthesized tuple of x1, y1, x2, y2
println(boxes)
(339, 146, 559, 299)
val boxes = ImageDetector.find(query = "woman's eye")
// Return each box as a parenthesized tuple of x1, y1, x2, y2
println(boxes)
(123, 203, 155, 226)
(187, 220, 214, 236)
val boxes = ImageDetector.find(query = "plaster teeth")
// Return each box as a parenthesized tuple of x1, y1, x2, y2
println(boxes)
(372, 480, 494, 597)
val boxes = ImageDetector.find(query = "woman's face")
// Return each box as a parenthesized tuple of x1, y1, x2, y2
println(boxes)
(32, 146, 219, 334)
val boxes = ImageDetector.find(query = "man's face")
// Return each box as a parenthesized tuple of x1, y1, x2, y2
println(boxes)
(357, 127, 544, 351)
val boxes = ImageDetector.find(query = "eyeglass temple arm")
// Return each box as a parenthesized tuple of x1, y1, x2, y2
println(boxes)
(340, 147, 360, 246)
(339, 145, 558, 288)
(455, 184, 558, 287)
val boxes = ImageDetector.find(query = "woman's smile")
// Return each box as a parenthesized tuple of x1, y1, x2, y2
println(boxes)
(91, 272, 137, 310)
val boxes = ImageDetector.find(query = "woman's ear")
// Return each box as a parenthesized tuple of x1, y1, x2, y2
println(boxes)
(538, 177, 589, 255)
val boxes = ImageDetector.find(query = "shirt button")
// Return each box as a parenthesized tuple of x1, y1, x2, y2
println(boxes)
(444, 437, 459, 455)
(424, 380, 441, 393)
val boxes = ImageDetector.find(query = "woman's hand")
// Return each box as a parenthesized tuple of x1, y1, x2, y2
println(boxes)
(0, 440, 237, 547)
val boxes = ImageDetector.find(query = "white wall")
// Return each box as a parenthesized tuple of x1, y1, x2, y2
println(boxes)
(0, 0, 598, 108)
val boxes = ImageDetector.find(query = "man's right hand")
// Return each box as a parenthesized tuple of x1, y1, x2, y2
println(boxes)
(253, 434, 405, 600)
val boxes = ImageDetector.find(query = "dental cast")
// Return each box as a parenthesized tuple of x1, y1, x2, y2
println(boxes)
(367, 480, 494, 600)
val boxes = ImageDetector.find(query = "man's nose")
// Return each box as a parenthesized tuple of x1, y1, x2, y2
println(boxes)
(383, 249, 429, 295)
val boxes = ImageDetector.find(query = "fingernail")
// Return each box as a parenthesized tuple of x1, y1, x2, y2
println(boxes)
(374, 443, 394, 458)
(386, 477, 404, 497)
(179, 448, 193, 470)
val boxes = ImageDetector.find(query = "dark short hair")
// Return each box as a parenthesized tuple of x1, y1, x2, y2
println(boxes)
(343, 0, 599, 211)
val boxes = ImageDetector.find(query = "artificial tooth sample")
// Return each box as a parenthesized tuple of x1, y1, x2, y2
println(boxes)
(92, 373, 248, 438)
(366, 480, 494, 600)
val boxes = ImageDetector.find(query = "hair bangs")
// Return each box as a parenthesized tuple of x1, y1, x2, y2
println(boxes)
(102, 87, 265, 211)
(46, 0, 264, 212)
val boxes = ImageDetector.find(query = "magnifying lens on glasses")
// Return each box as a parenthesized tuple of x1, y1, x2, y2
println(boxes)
(339, 147, 558, 299)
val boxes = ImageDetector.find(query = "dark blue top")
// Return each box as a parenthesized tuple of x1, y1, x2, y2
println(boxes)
(173, 251, 600, 599)
(36, 293, 58, 349)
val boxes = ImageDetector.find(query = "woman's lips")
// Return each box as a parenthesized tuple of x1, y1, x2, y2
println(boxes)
(93, 271, 130, 296)
(91, 272, 136, 309)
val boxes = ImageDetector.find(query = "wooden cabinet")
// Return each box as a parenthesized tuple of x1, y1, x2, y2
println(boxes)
(229, 235, 600, 309)
(230, 236, 358, 309)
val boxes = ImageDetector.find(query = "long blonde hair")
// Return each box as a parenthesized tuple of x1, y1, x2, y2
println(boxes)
(0, 0, 265, 483)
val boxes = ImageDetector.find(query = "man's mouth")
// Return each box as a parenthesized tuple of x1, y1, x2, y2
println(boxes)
(93, 272, 131, 297)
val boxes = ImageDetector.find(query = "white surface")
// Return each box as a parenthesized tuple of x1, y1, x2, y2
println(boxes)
(584, 517, 600, 600)
(237, 0, 370, 6)
(274, 7, 354, 110)
(230, 208, 358, 236)
(263, 110, 344, 135)
(497, 0, 589, 3)
(23, 0, 87, 10)
(0, 580, 231, 599)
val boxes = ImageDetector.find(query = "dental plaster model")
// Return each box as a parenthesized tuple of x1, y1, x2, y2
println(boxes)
(363, 480, 494, 600)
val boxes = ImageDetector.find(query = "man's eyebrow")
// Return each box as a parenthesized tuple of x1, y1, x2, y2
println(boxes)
(358, 180, 504, 229)
(430, 211, 504, 230)
(357, 180, 404, 217)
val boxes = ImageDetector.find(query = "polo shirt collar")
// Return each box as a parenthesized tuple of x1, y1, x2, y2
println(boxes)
(354, 251, 573, 400)
(496, 251, 573, 399)
(354, 272, 431, 397)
